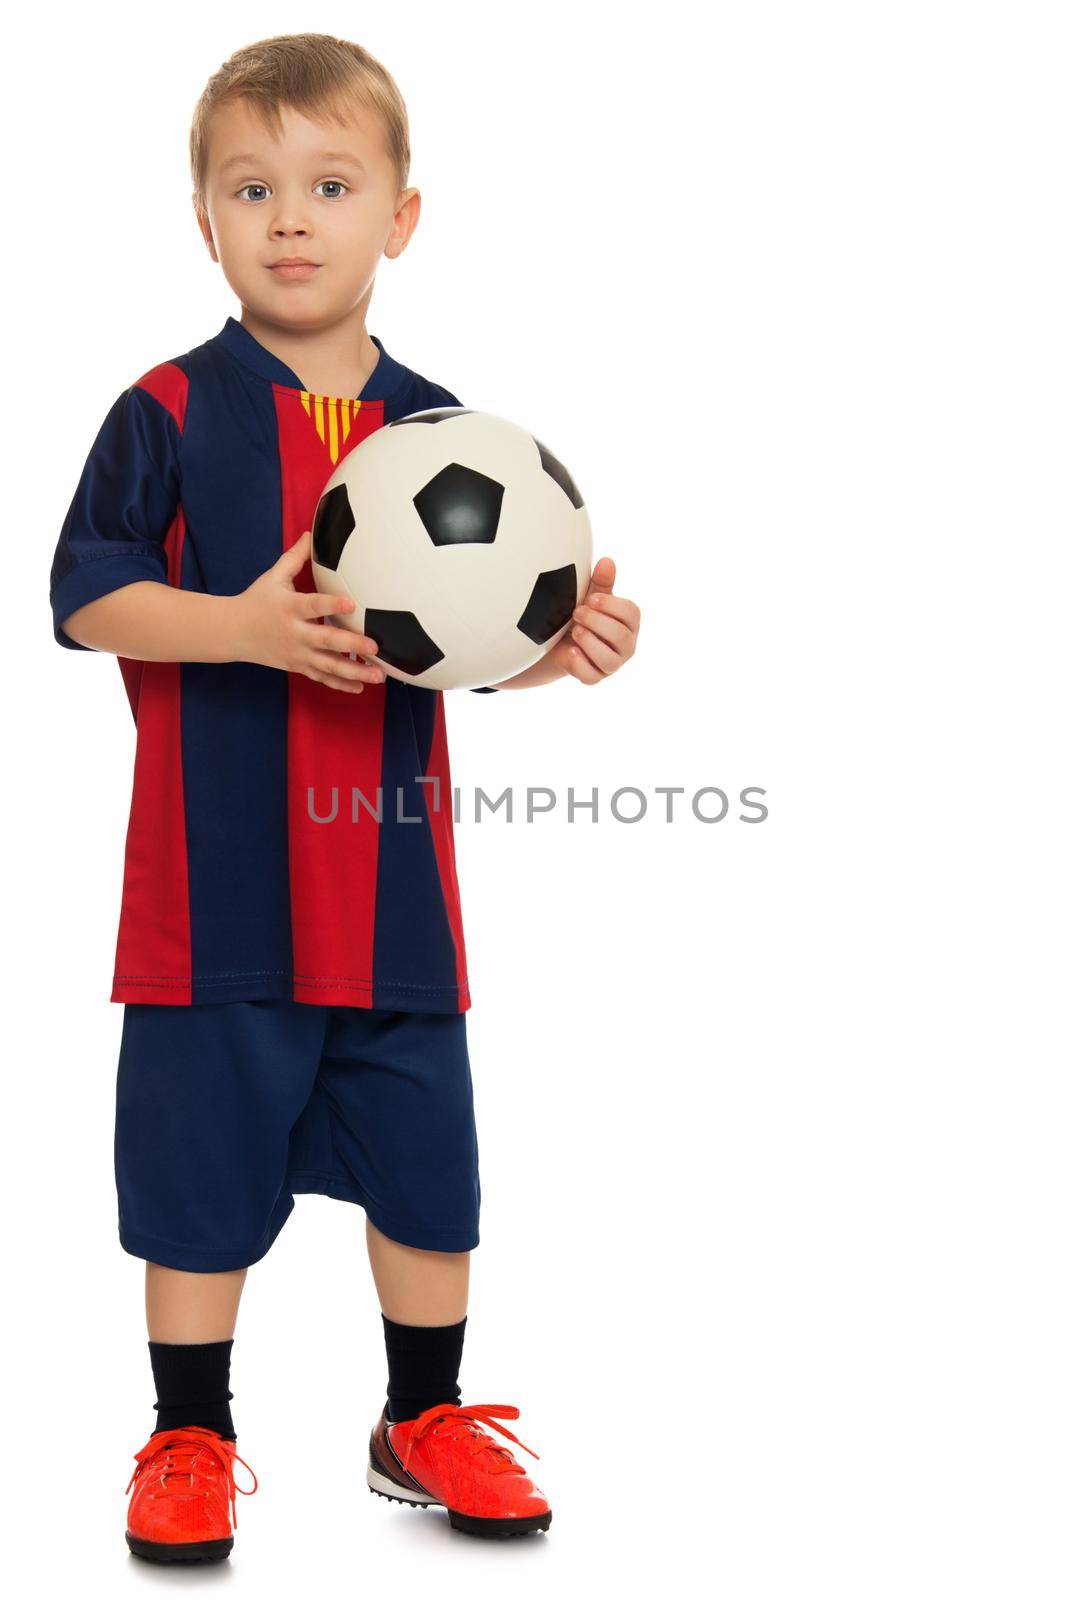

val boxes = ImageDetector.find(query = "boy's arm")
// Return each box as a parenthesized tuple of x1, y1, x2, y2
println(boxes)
(62, 582, 241, 661)
(49, 385, 380, 689)
(64, 579, 572, 680)
(62, 531, 385, 690)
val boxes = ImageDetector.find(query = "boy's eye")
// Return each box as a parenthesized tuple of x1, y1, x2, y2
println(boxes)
(236, 184, 271, 203)
(314, 180, 349, 199)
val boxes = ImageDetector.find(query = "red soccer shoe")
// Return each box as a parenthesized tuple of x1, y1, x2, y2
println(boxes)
(125, 1425, 258, 1563)
(368, 1402, 552, 1538)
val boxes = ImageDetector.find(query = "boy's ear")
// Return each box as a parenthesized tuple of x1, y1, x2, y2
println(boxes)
(385, 187, 421, 261)
(193, 196, 220, 263)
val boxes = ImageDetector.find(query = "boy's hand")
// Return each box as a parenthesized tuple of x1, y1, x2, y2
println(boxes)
(552, 556, 641, 684)
(230, 530, 385, 693)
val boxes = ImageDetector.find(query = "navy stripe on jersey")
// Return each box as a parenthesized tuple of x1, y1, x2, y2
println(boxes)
(179, 335, 296, 999)
(50, 384, 183, 648)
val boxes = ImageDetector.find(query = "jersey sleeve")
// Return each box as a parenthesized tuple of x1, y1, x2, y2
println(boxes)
(49, 382, 182, 651)
(433, 385, 500, 694)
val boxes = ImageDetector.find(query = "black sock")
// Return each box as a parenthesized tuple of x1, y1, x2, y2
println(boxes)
(382, 1315, 466, 1423)
(148, 1339, 236, 1441)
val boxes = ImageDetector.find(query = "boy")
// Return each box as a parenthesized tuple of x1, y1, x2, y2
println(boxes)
(48, 32, 640, 1560)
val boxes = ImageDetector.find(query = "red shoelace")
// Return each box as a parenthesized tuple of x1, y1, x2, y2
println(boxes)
(125, 1426, 259, 1527)
(398, 1403, 539, 1477)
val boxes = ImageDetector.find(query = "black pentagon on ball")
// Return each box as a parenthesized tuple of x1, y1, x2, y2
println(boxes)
(312, 483, 354, 571)
(389, 408, 474, 426)
(414, 462, 505, 546)
(517, 563, 578, 645)
(364, 608, 445, 677)
(533, 437, 584, 509)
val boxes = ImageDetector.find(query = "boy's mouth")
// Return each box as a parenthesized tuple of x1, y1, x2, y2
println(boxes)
(268, 258, 321, 280)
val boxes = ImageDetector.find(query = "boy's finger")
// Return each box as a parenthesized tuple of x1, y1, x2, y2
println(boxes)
(584, 554, 616, 595)
(309, 648, 385, 684)
(586, 592, 640, 633)
(572, 605, 631, 650)
(305, 666, 364, 694)
(276, 529, 312, 576)
(570, 625, 618, 674)
(301, 590, 356, 618)
(566, 643, 606, 684)
(307, 622, 379, 656)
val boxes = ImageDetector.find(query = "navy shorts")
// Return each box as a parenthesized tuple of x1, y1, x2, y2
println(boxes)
(115, 1001, 480, 1272)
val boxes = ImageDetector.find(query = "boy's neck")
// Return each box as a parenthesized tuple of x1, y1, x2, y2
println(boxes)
(238, 304, 381, 400)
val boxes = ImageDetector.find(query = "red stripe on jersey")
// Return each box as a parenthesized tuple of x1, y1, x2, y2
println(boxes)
(134, 361, 189, 431)
(117, 656, 143, 722)
(274, 389, 388, 1007)
(111, 507, 192, 1003)
(424, 693, 470, 1008)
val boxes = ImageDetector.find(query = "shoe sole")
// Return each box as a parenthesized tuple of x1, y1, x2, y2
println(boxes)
(366, 1462, 551, 1538)
(126, 1532, 233, 1563)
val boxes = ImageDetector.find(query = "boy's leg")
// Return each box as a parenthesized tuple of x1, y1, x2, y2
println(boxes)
(288, 1008, 550, 1534)
(286, 1007, 479, 1422)
(145, 1264, 246, 1439)
(117, 999, 328, 1562)
(147, 1264, 246, 1343)
(363, 1218, 552, 1536)
(365, 1221, 469, 1421)
(116, 999, 329, 1454)
(365, 1222, 469, 1325)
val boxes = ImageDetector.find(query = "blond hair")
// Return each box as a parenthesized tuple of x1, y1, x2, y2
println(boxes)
(190, 33, 410, 209)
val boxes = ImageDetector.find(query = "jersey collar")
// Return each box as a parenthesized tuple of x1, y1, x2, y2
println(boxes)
(216, 315, 408, 402)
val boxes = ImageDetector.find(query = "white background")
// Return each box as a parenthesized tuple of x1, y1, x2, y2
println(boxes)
(5, 1, 1065, 1594)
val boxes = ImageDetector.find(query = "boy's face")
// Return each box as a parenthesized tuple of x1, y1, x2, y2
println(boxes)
(196, 97, 419, 329)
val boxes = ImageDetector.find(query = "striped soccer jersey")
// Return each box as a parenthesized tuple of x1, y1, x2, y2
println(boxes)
(49, 316, 496, 1011)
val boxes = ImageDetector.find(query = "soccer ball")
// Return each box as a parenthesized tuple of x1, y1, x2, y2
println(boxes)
(310, 407, 593, 690)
